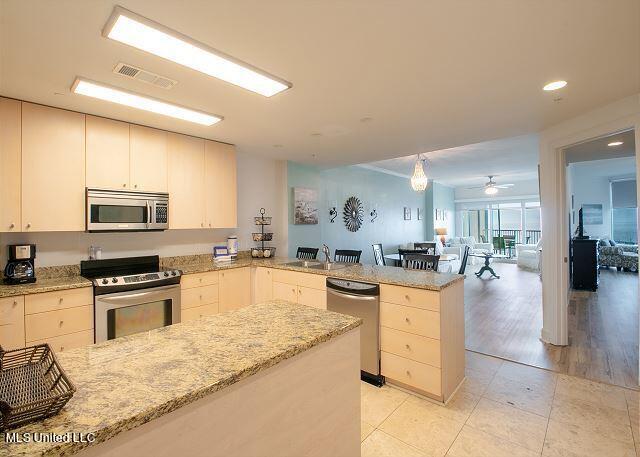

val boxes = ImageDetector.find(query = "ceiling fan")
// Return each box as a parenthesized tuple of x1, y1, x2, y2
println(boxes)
(466, 176, 515, 195)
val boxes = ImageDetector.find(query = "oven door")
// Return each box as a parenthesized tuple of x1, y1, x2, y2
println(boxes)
(95, 284, 181, 343)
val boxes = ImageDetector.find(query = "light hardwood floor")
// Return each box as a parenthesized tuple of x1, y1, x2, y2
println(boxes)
(362, 351, 640, 457)
(464, 262, 639, 389)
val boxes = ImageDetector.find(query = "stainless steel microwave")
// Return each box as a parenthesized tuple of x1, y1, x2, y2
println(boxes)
(86, 188, 169, 232)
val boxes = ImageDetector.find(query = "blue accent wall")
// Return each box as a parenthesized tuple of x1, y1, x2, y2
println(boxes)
(430, 182, 456, 240)
(287, 162, 427, 264)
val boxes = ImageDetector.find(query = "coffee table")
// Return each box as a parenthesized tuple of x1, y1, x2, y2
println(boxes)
(470, 252, 508, 278)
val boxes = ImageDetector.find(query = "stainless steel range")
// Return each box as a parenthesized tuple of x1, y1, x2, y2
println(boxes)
(81, 256, 181, 343)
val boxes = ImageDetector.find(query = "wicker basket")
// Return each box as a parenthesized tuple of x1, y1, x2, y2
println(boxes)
(252, 232, 273, 242)
(0, 344, 75, 431)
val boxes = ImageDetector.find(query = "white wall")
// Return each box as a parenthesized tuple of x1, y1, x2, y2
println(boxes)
(568, 157, 636, 239)
(0, 152, 287, 267)
(538, 93, 640, 346)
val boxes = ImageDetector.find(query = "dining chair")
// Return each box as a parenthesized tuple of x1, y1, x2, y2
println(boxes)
(372, 244, 385, 266)
(458, 245, 470, 274)
(398, 248, 427, 263)
(334, 249, 362, 263)
(493, 236, 505, 254)
(403, 253, 440, 271)
(296, 247, 319, 260)
(414, 242, 436, 254)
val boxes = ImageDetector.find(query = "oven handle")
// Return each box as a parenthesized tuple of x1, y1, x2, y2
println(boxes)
(99, 285, 180, 304)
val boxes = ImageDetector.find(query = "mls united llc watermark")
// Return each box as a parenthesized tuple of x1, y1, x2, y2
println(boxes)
(4, 432, 96, 444)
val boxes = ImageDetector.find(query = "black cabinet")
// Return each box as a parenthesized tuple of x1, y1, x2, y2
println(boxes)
(571, 238, 599, 291)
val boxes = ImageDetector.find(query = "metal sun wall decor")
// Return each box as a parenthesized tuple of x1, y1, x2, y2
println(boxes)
(343, 196, 364, 232)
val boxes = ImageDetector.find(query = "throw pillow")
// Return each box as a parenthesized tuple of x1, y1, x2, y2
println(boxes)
(598, 239, 608, 247)
(609, 240, 617, 246)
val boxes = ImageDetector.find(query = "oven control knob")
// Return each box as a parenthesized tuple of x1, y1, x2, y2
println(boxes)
(164, 271, 169, 277)
(101, 279, 108, 285)
(112, 278, 118, 283)
(171, 271, 177, 276)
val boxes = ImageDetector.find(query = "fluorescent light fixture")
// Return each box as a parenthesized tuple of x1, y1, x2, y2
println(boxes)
(608, 141, 624, 147)
(484, 186, 498, 195)
(103, 6, 292, 97)
(543, 80, 567, 91)
(71, 78, 222, 126)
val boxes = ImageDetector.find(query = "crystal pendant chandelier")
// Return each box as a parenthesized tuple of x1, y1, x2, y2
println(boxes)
(410, 154, 428, 192)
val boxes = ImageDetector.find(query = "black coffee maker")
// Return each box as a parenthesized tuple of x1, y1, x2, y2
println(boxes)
(3, 244, 36, 284)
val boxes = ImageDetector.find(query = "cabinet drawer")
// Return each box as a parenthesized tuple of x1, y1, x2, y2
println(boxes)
(25, 287, 93, 314)
(272, 269, 326, 290)
(381, 327, 441, 367)
(31, 330, 94, 353)
(181, 284, 219, 309)
(380, 284, 439, 312)
(0, 322, 25, 350)
(381, 351, 442, 396)
(0, 296, 24, 325)
(25, 305, 93, 342)
(181, 271, 219, 289)
(380, 302, 440, 339)
(297, 286, 326, 310)
(181, 303, 218, 322)
(273, 281, 298, 303)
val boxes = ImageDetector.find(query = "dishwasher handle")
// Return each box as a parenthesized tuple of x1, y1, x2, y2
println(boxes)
(327, 287, 379, 302)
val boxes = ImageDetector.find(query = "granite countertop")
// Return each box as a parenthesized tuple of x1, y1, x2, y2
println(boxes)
(162, 256, 464, 291)
(0, 300, 361, 457)
(0, 276, 92, 299)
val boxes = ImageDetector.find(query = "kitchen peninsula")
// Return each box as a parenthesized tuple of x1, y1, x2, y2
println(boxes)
(0, 301, 361, 457)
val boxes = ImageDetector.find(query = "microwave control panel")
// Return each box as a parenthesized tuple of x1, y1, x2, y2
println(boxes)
(155, 203, 168, 224)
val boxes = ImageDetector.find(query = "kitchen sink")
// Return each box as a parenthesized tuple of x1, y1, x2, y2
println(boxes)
(308, 262, 349, 271)
(285, 260, 320, 268)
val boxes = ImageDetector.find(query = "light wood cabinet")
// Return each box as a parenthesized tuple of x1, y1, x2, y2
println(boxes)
(273, 281, 298, 303)
(21, 103, 85, 231)
(182, 303, 218, 322)
(86, 115, 130, 189)
(296, 286, 326, 310)
(168, 133, 206, 229)
(181, 271, 219, 289)
(271, 270, 326, 309)
(180, 272, 220, 322)
(130, 124, 167, 192)
(254, 267, 273, 303)
(0, 296, 25, 349)
(31, 330, 94, 353)
(219, 267, 250, 312)
(24, 287, 93, 314)
(25, 305, 93, 342)
(0, 97, 21, 232)
(181, 284, 219, 309)
(205, 140, 237, 228)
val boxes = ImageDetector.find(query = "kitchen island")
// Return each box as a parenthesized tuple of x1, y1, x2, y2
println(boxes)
(0, 301, 361, 457)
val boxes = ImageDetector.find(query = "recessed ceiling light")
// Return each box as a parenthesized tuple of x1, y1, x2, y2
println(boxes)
(310, 132, 322, 137)
(360, 117, 373, 123)
(543, 80, 567, 91)
(608, 141, 624, 147)
(71, 78, 222, 126)
(273, 144, 283, 148)
(103, 6, 291, 97)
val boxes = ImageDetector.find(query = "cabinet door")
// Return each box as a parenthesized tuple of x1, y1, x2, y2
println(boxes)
(130, 125, 167, 192)
(204, 140, 237, 228)
(254, 267, 273, 303)
(22, 103, 85, 232)
(0, 296, 25, 349)
(297, 286, 326, 310)
(219, 268, 251, 312)
(86, 115, 130, 189)
(0, 98, 21, 232)
(167, 133, 205, 229)
(273, 281, 298, 303)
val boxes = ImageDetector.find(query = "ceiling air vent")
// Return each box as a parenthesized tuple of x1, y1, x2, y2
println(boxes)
(113, 62, 178, 90)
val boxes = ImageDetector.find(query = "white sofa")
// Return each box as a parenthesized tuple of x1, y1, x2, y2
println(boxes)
(447, 237, 493, 265)
(516, 241, 541, 270)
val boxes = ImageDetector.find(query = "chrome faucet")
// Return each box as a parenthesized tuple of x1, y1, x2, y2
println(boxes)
(322, 244, 331, 263)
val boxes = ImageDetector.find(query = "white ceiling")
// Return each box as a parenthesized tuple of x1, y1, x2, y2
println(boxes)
(363, 134, 540, 187)
(1, 0, 638, 166)
(565, 129, 636, 163)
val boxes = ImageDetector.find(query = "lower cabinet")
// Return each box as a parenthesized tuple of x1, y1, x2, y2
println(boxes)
(254, 267, 274, 303)
(180, 271, 219, 322)
(271, 269, 327, 310)
(0, 296, 25, 350)
(219, 267, 251, 312)
(23, 287, 94, 353)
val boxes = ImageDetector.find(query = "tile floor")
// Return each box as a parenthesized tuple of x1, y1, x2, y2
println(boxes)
(361, 351, 640, 457)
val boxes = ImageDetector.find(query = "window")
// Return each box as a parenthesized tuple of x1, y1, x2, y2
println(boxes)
(611, 179, 637, 244)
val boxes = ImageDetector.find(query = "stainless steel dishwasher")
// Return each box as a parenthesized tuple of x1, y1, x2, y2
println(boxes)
(326, 277, 383, 386)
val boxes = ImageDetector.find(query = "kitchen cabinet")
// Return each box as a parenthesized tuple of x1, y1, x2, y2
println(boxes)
(0, 97, 21, 232)
(86, 115, 130, 189)
(219, 267, 250, 312)
(205, 140, 237, 228)
(296, 286, 326, 309)
(180, 271, 219, 322)
(168, 133, 206, 229)
(0, 296, 25, 349)
(254, 267, 274, 303)
(21, 102, 85, 232)
(271, 269, 327, 310)
(273, 281, 298, 303)
(130, 125, 167, 192)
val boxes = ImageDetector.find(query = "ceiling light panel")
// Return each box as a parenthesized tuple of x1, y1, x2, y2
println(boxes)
(71, 78, 222, 126)
(103, 7, 292, 97)
(543, 80, 567, 91)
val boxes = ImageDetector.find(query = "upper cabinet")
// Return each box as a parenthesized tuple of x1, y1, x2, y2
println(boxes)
(0, 98, 21, 232)
(205, 140, 237, 228)
(168, 133, 206, 229)
(21, 103, 85, 232)
(86, 116, 130, 190)
(130, 125, 168, 192)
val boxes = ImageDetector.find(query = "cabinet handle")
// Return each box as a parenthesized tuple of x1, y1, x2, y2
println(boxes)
(9, 223, 14, 229)
(199, 295, 202, 301)
(405, 370, 411, 377)
(59, 298, 64, 304)
(209, 223, 212, 227)
(12, 300, 18, 307)
(134, 184, 138, 189)
(199, 278, 203, 282)
(60, 346, 65, 351)
(405, 344, 410, 350)
(59, 320, 64, 327)
(201, 222, 204, 227)
(405, 294, 410, 301)
(26, 223, 31, 229)
(405, 317, 410, 323)
(123, 183, 127, 188)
